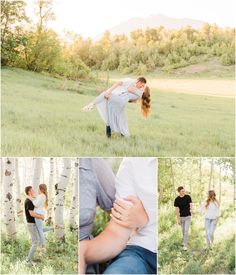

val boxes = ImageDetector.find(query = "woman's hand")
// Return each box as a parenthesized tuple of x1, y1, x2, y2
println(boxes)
(110, 196, 149, 230)
(79, 240, 88, 274)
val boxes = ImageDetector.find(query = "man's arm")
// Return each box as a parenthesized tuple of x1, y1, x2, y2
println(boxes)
(29, 210, 44, 220)
(175, 207, 181, 225)
(82, 220, 132, 265)
(190, 203, 194, 214)
(105, 81, 123, 97)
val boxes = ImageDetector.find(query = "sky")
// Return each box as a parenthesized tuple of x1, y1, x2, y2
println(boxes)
(26, 0, 236, 38)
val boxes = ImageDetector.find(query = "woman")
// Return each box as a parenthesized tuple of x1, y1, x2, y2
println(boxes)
(204, 190, 220, 249)
(28, 184, 53, 253)
(81, 77, 151, 137)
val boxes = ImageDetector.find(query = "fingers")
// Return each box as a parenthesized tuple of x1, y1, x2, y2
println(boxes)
(124, 195, 139, 204)
(113, 202, 127, 215)
(111, 208, 122, 220)
(115, 199, 130, 210)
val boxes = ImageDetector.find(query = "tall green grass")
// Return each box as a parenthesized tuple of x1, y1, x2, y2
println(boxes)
(2, 67, 234, 156)
(158, 205, 235, 274)
(1, 222, 78, 274)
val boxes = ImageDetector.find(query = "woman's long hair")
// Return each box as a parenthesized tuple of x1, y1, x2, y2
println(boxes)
(205, 190, 219, 208)
(141, 85, 151, 118)
(39, 183, 48, 209)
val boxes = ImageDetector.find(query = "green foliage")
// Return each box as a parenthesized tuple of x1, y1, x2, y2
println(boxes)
(1, 0, 29, 66)
(92, 208, 110, 237)
(220, 49, 235, 66)
(1, 1, 235, 77)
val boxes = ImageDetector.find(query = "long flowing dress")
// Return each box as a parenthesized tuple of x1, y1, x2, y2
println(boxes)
(93, 78, 143, 136)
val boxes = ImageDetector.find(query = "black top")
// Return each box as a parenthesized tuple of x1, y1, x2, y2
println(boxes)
(174, 195, 192, 217)
(24, 198, 35, 223)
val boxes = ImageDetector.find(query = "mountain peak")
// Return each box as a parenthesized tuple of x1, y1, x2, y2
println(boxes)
(107, 14, 205, 36)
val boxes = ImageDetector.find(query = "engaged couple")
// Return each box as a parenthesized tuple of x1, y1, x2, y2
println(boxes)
(82, 77, 151, 137)
(79, 158, 157, 274)
(24, 184, 53, 265)
(174, 186, 220, 251)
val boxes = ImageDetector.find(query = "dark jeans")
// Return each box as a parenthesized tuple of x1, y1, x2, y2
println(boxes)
(104, 245, 157, 274)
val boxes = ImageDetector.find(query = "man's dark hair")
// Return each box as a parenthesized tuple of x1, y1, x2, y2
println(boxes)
(137, 77, 147, 84)
(177, 186, 184, 192)
(25, 186, 32, 195)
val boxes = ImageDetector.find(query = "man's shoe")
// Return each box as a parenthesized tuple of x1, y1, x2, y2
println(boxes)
(106, 126, 111, 138)
(25, 260, 36, 267)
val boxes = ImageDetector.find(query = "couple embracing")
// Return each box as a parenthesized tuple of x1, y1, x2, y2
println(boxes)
(175, 186, 220, 251)
(79, 158, 157, 274)
(82, 77, 151, 137)
(24, 184, 53, 265)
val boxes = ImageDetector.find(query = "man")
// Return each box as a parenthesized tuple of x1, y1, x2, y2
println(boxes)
(103, 77, 147, 137)
(174, 186, 193, 251)
(82, 77, 147, 137)
(24, 186, 44, 264)
(80, 157, 157, 274)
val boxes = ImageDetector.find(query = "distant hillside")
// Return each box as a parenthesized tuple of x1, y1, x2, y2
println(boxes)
(103, 14, 205, 37)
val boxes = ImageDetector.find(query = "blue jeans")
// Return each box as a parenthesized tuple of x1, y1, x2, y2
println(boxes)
(35, 218, 53, 246)
(103, 245, 157, 274)
(205, 218, 217, 245)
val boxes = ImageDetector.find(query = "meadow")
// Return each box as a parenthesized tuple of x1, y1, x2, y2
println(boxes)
(1, 66, 234, 156)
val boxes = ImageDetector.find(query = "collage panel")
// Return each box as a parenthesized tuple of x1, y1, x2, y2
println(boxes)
(1, 157, 78, 274)
(79, 157, 158, 274)
(1, 1, 235, 158)
(158, 157, 235, 274)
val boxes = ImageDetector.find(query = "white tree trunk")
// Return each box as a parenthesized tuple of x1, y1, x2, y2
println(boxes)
(32, 158, 42, 191)
(69, 158, 78, 231)
(3, 158, 17, 239)
(208, 159, 214, 191)
(54, 158, 71, 240)
(46, 157, 54, 225)
(15, 158, 24, 222)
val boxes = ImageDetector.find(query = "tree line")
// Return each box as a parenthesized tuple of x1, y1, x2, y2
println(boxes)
(158, 158, 235, 206)
(1, 0, 235, 80)
(1, 157, 78, 241)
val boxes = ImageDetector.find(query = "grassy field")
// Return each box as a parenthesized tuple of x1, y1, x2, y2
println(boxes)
(158, 204, 235, 274)
(1, 221, 78, 274)
(1, 66, 234, 156)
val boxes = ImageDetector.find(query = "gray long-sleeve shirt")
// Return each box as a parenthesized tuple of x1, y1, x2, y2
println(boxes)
(79, 158, 116, 241)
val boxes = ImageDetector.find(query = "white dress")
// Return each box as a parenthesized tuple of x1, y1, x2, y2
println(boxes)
(93, 78, 143, 136)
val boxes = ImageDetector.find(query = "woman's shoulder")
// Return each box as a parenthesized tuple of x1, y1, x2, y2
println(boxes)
(39, 193, 46, 200)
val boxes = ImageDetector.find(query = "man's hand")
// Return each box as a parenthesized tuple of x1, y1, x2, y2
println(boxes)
(127, 85, 137, 92)
(104, 92, 111, 100)
(110, 196, 149, 229)
(175, 207, 181, 225)
(104, 81, 123, 99)
(29, 210, 44, 220)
